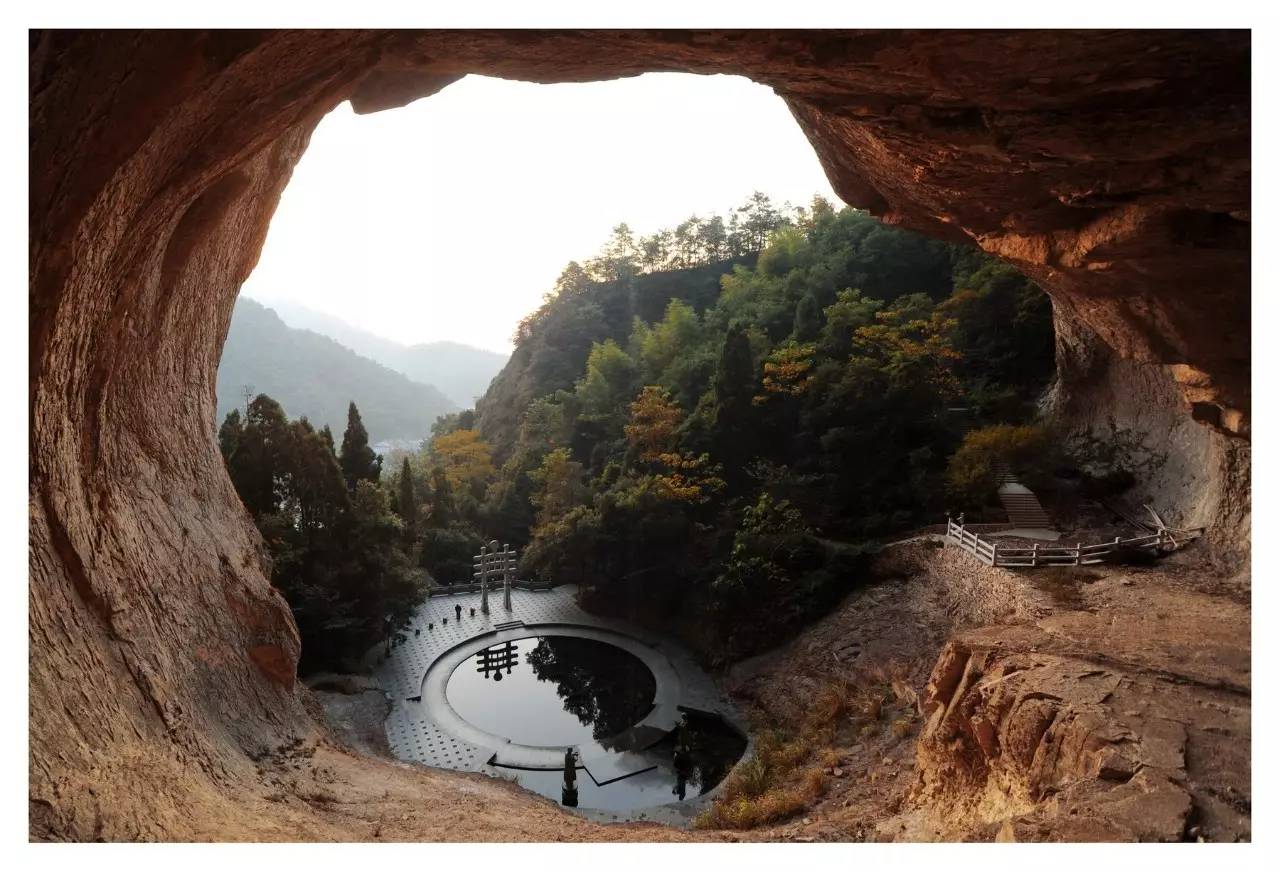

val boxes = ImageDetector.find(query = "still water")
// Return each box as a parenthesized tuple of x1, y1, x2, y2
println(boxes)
(445, 634, 746, 813)
(445, 635, 658, 753)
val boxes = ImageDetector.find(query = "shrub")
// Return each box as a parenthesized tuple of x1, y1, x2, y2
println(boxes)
(946, 423, 1054, 510)
(418, 525, 485, 586)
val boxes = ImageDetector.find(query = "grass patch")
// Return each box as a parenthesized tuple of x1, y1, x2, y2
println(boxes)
(696, 663, 920, 831)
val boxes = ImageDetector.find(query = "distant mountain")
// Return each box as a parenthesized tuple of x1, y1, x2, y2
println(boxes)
(216, 298, 459, 444)
(257, 299, 509, 408)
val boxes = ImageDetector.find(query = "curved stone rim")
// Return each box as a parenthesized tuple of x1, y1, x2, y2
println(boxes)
(416, 622, 685, 770)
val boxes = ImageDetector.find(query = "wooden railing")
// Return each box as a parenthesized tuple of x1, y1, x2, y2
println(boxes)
(945, 516, 1201, 568)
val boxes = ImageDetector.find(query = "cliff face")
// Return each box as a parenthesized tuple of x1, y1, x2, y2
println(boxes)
(29, 30, 1249, 839)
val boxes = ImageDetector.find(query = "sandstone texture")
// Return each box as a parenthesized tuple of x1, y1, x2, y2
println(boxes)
(914, 561, 1250, 842)
(726, 543, 1250, 843)
(29, 31, 1249, 840)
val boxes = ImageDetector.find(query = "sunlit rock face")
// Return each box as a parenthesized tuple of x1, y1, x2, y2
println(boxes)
(29, 30, 1248, 838)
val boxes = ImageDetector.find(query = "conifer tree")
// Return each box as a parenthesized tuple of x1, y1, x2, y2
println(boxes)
(427, 465, 454, 529)
(218, 409, 243, 462)
(339, 401, 381, 490)
(398, 456, 417, 536)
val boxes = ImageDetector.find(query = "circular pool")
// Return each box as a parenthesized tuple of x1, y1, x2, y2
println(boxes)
(406, 618, 749, 816)
(445, 635, 657, 754)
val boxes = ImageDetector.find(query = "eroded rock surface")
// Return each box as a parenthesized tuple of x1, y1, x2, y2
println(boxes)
(914, 567, 1250, 842)
(725, 543, 1249, 843)
(29, 31, 1249, 839)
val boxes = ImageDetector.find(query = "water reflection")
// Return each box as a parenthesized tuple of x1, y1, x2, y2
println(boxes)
(446, 635, 656, 752)
(475, 640, 520, 680)
(446, 634, 746, 813)
(525, 636, 658, 742)
(497, 711, 748, 814)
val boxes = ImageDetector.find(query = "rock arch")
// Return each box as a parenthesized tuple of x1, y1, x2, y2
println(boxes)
(29, 30, 1249, 839)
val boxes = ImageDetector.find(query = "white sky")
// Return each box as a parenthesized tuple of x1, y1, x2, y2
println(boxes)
(241, 73, 842, 354)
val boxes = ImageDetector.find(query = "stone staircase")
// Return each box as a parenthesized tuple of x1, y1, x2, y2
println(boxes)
(998, 483, 1053, 529)
(994, 462, 1053, 529)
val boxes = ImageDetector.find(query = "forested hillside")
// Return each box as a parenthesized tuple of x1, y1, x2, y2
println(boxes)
(216, 298, 458, 443)
(263, 299, 509, 407)
(386, 195, 1055, 658)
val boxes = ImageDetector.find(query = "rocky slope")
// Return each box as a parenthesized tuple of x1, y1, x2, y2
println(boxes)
(726, 542, 1250, 842)
(29, 30, 1249, 839)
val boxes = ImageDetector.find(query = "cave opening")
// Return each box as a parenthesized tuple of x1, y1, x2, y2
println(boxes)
(29, 31, 1248, 841)
(216, 69, 1061, 678)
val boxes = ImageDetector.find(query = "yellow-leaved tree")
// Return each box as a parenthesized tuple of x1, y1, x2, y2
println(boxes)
(430, 428, 496, 497)
(624, 385, 682, 462)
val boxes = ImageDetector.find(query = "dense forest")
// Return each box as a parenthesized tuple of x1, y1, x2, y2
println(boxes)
(383, 194, 1055, 659)
(217, 399, 425, 670)
(218, 193, 1055, 667)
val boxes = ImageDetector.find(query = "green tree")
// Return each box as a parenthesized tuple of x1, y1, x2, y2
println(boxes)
(426, 465, 455, 529)
(339, 402, 381, 490)
(710, 326, 759, 482)
(737, 191, 784, 251)
(397, 456, 417, 537)
(218, 392, 419, 670)
(819, 288, 883, 358)
(575, 340, 638, 436)
(218, 408, 243, 461)
(792, 292, 822, 343)
(224, 394, 290, 518)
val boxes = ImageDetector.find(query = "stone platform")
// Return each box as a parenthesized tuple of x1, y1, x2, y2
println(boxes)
(369, 585, 747, 821)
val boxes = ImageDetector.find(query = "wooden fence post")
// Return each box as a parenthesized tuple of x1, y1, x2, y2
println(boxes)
(1031, 543, 1038, 567)
(1076, 543, 1082, 566)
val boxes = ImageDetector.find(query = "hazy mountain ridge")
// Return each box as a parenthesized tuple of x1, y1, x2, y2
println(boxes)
(257, 298, 509, 407)
(216, 298, 459, 443)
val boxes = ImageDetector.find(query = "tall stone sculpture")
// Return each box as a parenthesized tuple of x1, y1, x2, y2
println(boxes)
(503, 542, 514, 611)
(475, 542, 490, 615)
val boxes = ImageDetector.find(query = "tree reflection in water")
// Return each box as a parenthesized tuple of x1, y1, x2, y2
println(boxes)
(524, 636, 657, 741)
(660, 711, 746, 797)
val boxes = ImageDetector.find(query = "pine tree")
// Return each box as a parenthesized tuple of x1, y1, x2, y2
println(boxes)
(339, 401, 381, 491)
(398, 456, 417, 536)
(218, 409, 243, 462)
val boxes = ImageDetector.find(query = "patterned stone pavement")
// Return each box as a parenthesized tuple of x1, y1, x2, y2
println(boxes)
(368, 585, 748, 821)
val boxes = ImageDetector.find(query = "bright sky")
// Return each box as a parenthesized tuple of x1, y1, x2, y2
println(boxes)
(241, 73, 842, 354)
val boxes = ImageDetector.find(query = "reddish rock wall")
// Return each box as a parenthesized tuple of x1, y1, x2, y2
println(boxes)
(29, 30, 1249, 838)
